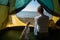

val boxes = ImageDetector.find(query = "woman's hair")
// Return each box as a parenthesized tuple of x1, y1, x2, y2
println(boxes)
(37, 5, 44, 14)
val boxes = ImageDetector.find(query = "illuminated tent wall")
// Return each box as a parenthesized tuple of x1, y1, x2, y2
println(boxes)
(6, 14, 33, 27)
(37, 0, 60, 17)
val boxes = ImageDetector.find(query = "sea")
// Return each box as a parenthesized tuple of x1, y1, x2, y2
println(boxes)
(16, 11, 52, 19)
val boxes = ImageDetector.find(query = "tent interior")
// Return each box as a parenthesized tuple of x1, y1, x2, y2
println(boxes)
(0, 0, 60, 40)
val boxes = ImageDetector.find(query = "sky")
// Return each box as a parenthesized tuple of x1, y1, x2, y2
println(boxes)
(22, 0, 40, 12)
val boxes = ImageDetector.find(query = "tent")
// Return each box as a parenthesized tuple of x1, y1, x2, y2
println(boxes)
(0, 0, 60, 30)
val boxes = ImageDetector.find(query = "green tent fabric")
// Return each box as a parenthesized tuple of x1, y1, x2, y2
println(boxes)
(15, 0, 32, 13)
(9, 0, 16, 14)
(37, 0, 60, 17)
(0, 0, 8, 5)
(10, 0, 32, 13)
(8, 0, 32, 14)
(0, 5, 8, 28)
(0, 0, 32, 14)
